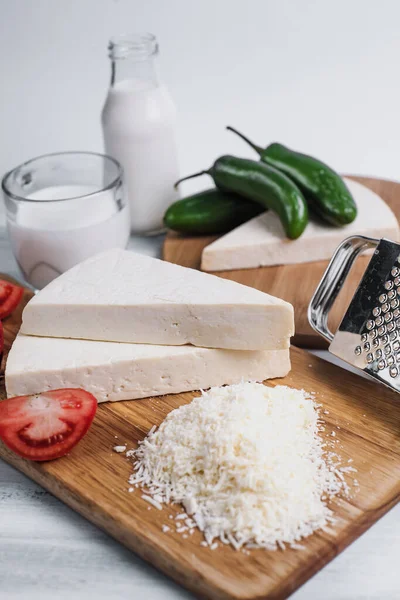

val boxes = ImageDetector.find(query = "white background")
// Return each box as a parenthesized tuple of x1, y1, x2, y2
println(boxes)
(2, 0, 400, 187)
(1, 1, 400, 599)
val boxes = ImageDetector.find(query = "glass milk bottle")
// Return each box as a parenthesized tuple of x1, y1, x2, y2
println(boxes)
(101, 33, 179, 235)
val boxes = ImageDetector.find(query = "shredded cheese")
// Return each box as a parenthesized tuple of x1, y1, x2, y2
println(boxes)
(113, 445, 127, 453)
(128, 382, 353, 551)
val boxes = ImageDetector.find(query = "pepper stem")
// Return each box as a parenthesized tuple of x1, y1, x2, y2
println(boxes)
(174, 170, 208, 189)
(226, 126, 263, 155)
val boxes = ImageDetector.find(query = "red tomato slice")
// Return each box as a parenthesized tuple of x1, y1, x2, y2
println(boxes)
(0, 321, 3, 363)
(0, 280, 23, 320)
(0, 389, 97, 461)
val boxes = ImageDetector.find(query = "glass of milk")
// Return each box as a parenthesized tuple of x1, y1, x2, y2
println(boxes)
(102, 33, 180, 235)
(2, 151, 130, 289)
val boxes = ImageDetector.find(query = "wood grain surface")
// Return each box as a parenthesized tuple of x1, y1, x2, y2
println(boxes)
(1, 284, 400, 599)
(163, 176, 400, 349)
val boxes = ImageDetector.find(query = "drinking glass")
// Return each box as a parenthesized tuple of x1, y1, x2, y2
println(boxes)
(2, 152, 130, 289)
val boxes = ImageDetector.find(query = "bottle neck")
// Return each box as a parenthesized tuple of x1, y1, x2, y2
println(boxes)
(108, 33, 160, 89)
(110, 56, 159, 88)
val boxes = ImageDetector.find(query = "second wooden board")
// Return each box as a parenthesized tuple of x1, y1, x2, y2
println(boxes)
(163, 176, 400, 348)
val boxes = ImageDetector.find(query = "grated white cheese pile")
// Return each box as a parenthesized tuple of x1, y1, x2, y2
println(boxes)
(128, 382, 353, 551)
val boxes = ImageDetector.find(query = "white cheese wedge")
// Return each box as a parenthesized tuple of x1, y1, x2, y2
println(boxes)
(5, 334, 291, 403)
(201, 179, 400, 271)
(20, 248, 294, 351)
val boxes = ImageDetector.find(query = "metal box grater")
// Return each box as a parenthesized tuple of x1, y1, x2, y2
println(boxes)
(308, 235, 400, 392)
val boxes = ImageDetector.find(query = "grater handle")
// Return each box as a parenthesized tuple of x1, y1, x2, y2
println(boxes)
(308, 235, 379, 343)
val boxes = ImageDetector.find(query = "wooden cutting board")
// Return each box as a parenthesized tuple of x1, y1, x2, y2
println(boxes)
(1, 283, 400, 600)
(163, 176, 400, 348)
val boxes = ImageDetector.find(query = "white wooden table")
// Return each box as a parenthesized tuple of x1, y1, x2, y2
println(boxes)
(0, 233, 399, 600)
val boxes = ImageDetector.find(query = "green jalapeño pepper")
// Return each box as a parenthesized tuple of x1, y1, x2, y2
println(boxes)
(175, 155, 308, 240)
(227, 126, 357, 226)
(164, 188, 264, 235)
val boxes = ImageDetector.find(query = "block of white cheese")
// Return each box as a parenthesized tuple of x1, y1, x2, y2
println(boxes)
(20, 248, 294, 351)
(201, 179, 400, 271)
(5, 334, 291, 403)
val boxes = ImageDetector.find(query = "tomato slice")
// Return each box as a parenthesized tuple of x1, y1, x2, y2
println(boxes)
(0, 321, 4, 363)
(0, 389, 97, 461)
(0, 280, 23, 320)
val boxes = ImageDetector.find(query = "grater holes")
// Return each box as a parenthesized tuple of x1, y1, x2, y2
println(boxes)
(392, 267, 400, 277)
(370, 329, 378, 339)
(354, 345, 362, 356)
(393, 340, 400, 352)
(372, 307, 381, 317)
(385, 312, 393, 323)
(366, 353, 374, 364)
(378, 325, 387, 336)
(394, 307, 400, 317)
(382, 303, 390, 313)
(388, 355, 395, 366)
(378, 359, 386, 370)
(391, 298, 400, 308)
(379, 293, 388, 303)
(394, 277, 400, 287)
(375, 348, 383, 360)
(385, 280, 394, 291)
(366, 319, 375, 330)
(390, 330, 398, 341)
(381, 333, 389, 345)
(390, 366, 398, 378)
(387, 321, 396, 333)
(384, 344, 392, 355)
(375, 316, 384, 326)
(388, 289, 397, 300)
(361, 332, 368, 342)
(363, 341, 371, 352)
(372, 338, 379, 348)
